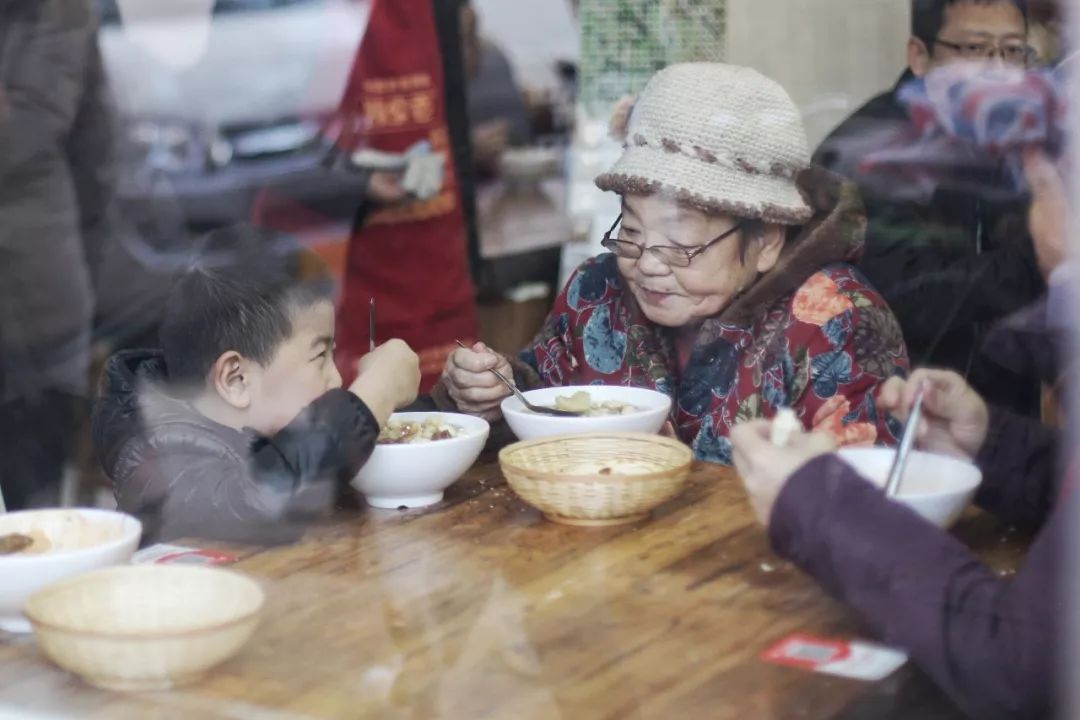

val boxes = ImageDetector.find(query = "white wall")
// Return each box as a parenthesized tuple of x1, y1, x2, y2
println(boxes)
(471, 0, 579, 91)
(725, 0, 910, 149)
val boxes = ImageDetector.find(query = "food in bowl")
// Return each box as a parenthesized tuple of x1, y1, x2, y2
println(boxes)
(566, 460, 657, 476)
(499, 433, 692, 526)
(502, 385, 672, 441)
(378, 415, 467, 444)
(0, 530, 48, 555)
(770, 408, 801, 447)
(0, 509, 142, 633)
(354, 412, 490, 509)
(837, 447, 982, 528)
(547, 390, 642, 416)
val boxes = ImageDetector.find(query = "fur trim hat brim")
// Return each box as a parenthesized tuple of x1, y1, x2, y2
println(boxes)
(596, 141, 813, 225)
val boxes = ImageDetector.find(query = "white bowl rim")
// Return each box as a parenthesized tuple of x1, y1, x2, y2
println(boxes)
(373, 411, 490, 451)
(501, 385, 673, 419)
(23, 565, 265, 639)
(837, 447, 982, 499)
(0, 508, 142, 563)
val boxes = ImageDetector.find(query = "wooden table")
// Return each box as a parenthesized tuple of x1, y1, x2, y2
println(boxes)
(0, 460, 1028, 719)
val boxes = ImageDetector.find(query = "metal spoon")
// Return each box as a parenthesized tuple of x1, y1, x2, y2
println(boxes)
(884, 382, 927, 497)
(453, 340, 582, 417)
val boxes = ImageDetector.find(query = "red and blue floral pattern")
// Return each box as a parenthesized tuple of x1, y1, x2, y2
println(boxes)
(518, 254, 909, 464)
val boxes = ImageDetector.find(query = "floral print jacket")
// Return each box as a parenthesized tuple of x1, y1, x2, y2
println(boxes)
(514, 253, 909, 465)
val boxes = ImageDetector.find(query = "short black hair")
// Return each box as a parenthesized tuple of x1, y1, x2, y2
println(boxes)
(912, 0, 1028, 46)
(160, 224, 334, 388)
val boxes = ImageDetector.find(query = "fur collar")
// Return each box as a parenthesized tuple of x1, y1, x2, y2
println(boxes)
(718, 166, 866, 326)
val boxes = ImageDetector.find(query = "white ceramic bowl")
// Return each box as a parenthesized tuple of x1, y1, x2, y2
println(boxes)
(24, 565, 264, 692)
(0, 509, 142, 634)
(352, 412, 490, 509)
(499, 146, 561, 179)
(502, 386, 672, 441)
(837, 448, 983, 528)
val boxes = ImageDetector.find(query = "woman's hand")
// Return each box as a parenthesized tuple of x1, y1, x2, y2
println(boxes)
(877, 369, 989, 461)
(442, 342, 514, 420)
(1022, 147, 1069, 280)
(730, 419, 837, 527)
(366, 170, 409, 205)
(609, 94, 636, 140)
(472, 120, 510, 172)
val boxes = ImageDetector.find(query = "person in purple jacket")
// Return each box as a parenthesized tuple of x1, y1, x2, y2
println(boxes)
(730, 146, 1071, 719)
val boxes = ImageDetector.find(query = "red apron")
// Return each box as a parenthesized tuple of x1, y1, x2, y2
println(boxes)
(334, 0, 478, 392)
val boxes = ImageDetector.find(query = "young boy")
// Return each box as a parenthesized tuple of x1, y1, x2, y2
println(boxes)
(93, 225, 420, 544)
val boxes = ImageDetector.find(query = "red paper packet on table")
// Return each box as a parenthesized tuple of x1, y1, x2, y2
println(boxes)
(762, 633, 908, 681)
(132, 544, 238, 566)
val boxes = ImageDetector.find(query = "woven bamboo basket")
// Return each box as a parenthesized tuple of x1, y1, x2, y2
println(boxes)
(24, 565, 264, 692)
(498, 433, 693, 526)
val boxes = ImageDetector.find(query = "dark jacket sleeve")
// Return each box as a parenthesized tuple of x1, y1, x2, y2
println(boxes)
(770, 454, 1060, 720)
(856, 201, 1044, 350)
(65, 15, 115, 283)
(971, 406, 1060, 531)
(250, 388, 380, 491)
(120, 390, 380, 544)
(812, 88, 1045, 356)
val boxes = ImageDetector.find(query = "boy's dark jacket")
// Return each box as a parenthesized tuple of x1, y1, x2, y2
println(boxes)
(93, 350, 379, 544)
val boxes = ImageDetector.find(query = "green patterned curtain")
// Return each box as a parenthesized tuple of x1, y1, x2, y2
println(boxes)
(579, 0, 727, 116)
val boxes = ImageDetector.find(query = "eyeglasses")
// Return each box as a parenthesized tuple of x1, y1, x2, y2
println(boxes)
(933, 37, 1035, 66)
(600, 214, 744, 268)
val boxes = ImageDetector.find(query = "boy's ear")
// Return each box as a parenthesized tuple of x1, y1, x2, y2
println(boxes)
(210, 351, 251, 410)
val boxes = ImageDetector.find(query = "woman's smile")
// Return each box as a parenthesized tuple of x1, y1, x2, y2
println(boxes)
(635, 283, 681, 306)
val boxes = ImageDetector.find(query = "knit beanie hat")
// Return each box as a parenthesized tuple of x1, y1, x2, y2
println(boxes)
(596, 63, 813, 225)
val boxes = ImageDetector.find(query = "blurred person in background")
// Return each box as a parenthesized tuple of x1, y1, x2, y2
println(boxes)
(0, 0, 114, 509)
(333, 0, 480, 394)
(1028, 0, 1067, 65)
(460, 0, 531, 181)
(814, 0, 1047, 418)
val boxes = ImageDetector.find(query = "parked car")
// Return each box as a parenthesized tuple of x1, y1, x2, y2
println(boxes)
(95, 0, 370, 232)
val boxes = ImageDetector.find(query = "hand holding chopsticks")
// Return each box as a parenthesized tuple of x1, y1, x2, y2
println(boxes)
(876, 370, 991, 467)
(883, 382, 926, 497)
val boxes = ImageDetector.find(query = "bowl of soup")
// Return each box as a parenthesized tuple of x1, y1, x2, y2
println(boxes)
(352, 412, 490, 509)
(837, 448, 983, 528)
(0, 509, 142, 633)
(501, 386, 672, 441)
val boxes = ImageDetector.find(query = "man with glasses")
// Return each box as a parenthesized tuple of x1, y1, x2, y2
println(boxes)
(814, 0, 1045, 418)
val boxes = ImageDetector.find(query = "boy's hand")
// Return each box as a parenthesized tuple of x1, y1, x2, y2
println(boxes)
(349, 339, 420, 425)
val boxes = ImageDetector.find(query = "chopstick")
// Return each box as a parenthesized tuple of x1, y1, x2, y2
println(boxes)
(369, 298, 376, 353)
(883, 382, 927, 497)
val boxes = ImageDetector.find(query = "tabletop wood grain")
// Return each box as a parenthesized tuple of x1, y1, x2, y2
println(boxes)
(0, 460, 1029, 720)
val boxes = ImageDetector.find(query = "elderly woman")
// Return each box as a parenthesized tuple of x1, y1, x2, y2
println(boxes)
(437, 63, 909, 462)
